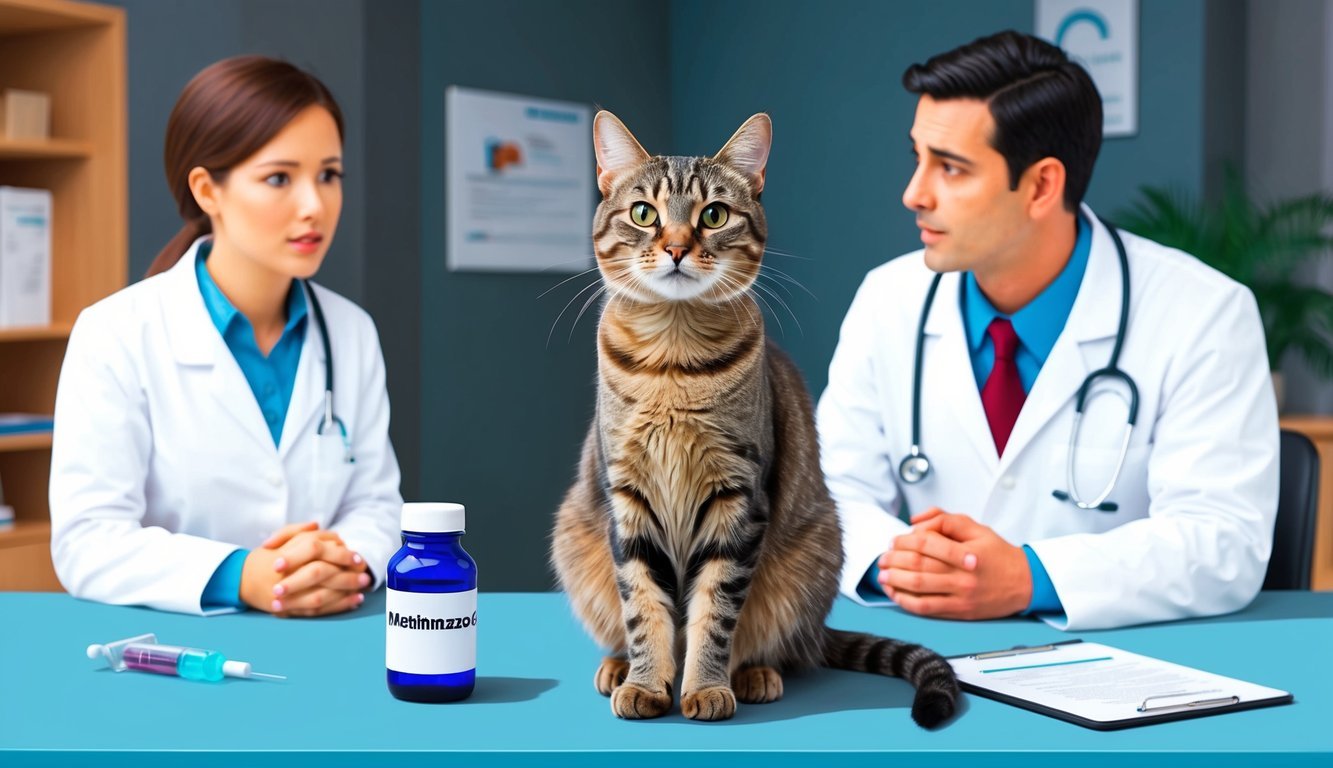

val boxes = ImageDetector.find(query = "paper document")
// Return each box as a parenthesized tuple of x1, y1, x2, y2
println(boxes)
(949, 641, 1290, 727)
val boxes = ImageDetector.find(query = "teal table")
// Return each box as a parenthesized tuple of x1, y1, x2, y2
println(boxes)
(1, 591, 1330, 766)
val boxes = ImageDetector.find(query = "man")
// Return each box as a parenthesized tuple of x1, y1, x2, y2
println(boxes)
(816, 30, 1278, 630)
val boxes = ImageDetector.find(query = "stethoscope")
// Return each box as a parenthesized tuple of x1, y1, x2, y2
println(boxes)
(302, 281, 354, 464)
(898, 217, 1137, 512)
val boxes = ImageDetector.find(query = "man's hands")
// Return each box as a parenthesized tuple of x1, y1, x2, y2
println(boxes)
(240, 522, 370, 617)
(876, 508, 1032, 620)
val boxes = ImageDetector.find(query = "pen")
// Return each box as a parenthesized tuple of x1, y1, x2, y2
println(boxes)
(972, 643, 1060, 660)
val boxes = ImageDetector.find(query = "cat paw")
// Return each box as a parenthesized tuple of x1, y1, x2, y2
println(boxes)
(681, 685, 737, 721)
(594, 656, 629, 696)
(731, 666, 783, 704)
(611, 682, 672, 719)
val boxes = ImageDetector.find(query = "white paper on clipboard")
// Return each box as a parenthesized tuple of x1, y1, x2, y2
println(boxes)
(949, 641, 1290, 725)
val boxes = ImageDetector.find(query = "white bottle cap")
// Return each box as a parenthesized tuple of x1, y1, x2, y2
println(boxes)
(401, 502, 466, 533)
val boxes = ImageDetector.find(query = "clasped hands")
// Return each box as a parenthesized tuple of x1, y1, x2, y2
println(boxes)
(875, 507, 1032, 620)
(241, 521, 370, 617)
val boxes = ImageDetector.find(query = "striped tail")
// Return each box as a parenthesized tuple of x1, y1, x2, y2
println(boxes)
(822, 627, 961, 728)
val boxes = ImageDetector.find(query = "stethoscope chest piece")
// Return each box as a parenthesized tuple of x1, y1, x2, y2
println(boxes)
(899, 446, 931, 484)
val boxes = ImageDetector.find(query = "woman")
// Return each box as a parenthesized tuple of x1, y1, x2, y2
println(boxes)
(49, 56, 401, 617)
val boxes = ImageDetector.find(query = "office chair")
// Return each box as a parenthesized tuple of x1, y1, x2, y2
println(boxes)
(1263, 430, 1320, 590)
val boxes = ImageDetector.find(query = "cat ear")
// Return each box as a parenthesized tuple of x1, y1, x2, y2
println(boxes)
(593, 111, 650, 196)
(714, 113, 772, 193)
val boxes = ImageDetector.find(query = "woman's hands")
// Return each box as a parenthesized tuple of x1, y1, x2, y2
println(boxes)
(240, 522, 370, 617)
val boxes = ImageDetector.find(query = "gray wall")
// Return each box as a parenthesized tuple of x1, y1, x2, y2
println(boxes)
(416, 0, 673, 590)
(1246, 0, 1333, 414)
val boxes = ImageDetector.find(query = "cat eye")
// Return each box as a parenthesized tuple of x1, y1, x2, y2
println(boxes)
(630, 202, 658, 227)
(700, 203, 729, 229)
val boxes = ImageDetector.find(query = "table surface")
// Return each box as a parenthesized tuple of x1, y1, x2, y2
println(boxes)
(2, 590, 1331, 767)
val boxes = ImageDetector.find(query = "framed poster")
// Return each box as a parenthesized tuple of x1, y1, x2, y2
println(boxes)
(446, 87, 593, 272)
(1037, 0, 1139, 138)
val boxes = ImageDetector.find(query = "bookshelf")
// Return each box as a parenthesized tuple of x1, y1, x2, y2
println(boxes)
(0, 0, 126, 591)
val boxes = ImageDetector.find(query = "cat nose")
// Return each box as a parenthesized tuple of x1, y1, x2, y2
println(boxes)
(665, 244, 688, 265)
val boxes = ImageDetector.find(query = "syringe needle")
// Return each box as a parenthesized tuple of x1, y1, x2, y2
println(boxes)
(249, 672, 287, 681)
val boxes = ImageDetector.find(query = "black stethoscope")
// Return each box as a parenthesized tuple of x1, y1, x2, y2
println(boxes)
(898, 217, 1137, 512)
(302, 281, 354, 464)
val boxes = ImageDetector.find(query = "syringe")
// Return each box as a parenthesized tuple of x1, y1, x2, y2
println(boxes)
(87, 633, 285, 682)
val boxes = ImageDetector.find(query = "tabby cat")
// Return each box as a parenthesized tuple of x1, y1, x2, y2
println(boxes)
(551, 111, 960, 727)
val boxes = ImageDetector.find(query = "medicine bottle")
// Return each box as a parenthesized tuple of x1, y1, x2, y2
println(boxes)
(386, 502, 477, 702)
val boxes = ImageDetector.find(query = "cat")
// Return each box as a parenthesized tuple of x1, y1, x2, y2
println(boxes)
(550, 110, 960, 727)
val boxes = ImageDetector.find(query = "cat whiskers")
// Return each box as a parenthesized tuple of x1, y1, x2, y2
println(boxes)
(761, 245, 812, 261)
(568, 282, 610, 342)
(538, 265, 604, 299)
(749, 281, 793, 337)
(760, 263, 818, 300)
(711, 271, 754, 332)
(716, 271, 787, 337)
(546, 274, 606, 347)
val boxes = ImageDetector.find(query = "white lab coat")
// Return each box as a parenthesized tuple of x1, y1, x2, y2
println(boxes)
(817, 206, 1278, 630)
(49, 239, 403, 615)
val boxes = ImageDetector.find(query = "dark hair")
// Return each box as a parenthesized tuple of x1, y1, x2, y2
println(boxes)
(902, 30, 1101, 211)
(147, 56, 344, 277)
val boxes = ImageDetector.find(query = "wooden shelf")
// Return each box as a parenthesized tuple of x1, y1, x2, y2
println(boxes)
(0, 137, 92, 160)
(0, 0, 124, 594)
(0, 519, 49, 548)
(0, 431, 51, 452)
(0, 0, 119, 33)
(0, 322, 71, 341)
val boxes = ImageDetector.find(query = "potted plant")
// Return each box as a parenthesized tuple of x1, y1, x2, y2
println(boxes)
(1116, 170, 1333, 409)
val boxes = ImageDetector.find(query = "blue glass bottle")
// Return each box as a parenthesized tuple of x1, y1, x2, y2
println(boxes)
(386, 502, 477, 703)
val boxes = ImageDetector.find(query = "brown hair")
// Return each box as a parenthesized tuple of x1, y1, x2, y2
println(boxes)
(146, 56, 345, 278)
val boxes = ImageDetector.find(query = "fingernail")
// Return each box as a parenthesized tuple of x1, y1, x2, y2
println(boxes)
(964, 553, 978, 570)
(356, 593, 365, 604)
(274, 558, 286, 571)
(352, 553, 363, 565)
(272, 584, 285, 596)
(358, 573, 370, 587)
(271, 599, 283, 612)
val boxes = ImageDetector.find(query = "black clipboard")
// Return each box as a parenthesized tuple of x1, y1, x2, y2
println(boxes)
(948, 639, 1294, 731)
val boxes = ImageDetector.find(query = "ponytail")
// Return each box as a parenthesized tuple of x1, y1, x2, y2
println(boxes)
(146, 216, 211, 278)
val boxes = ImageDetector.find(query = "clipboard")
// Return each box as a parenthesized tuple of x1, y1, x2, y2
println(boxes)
(948, 639, 1293, 730)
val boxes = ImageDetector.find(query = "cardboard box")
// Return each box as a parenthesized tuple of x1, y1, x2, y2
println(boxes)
(0, 89, 51, 140)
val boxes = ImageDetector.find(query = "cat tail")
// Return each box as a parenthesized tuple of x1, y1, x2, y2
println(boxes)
(821, 627, 961, 728)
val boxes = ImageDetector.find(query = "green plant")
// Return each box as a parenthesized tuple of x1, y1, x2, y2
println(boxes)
(1117, 171, 1333, 375)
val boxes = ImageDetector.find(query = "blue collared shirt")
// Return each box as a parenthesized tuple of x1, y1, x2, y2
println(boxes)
(961, 214, 1091, 393)
(195, 242, 308, 447)
(858, 216, 1091, 615)
(196, 241, 308, 611)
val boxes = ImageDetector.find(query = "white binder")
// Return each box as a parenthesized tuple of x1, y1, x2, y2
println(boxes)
(0, 185, 52, 328)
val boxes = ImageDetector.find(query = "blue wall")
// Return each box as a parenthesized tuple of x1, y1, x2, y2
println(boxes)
(669, 0, 1211, 398)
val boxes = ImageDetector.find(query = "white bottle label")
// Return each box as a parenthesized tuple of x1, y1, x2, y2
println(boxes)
(385, 588, 477, 675)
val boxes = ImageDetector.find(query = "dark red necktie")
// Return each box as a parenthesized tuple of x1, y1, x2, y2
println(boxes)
(981, 318, 1026, 455)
